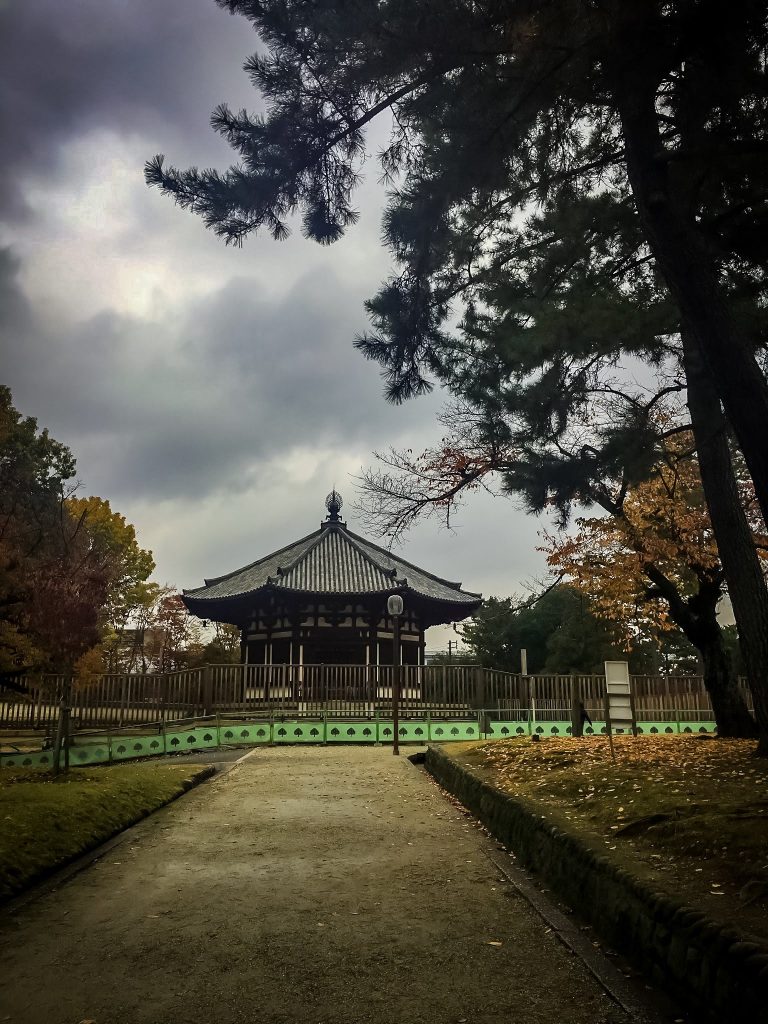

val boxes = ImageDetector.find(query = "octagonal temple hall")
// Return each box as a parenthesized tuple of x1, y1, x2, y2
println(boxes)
(182, 491, 482, 668)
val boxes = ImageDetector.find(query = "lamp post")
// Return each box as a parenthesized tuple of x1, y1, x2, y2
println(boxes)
(387, 594, 404, 755)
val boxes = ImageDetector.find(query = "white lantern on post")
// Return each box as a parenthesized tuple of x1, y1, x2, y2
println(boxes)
(387, 594, 404, 755)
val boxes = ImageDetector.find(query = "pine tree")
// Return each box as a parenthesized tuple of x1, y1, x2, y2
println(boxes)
(353, 187, 768, 747)
(145, 0, 768, 743)
(463, 587, 631, 676)
(146, 1, 768, 512)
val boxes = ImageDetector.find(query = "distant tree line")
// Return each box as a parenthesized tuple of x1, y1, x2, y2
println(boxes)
(459, 584, 743, 679)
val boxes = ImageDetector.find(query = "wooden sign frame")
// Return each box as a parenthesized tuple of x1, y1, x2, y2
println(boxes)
(603, 660, 637, 736)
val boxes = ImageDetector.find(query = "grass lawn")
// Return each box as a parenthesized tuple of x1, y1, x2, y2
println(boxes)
(0, 761, 209, 900)
(450, 735, 768, 943)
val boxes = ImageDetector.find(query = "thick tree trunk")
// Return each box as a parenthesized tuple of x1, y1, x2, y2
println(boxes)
(616, 77, 768, 532)
(52, 677, 72, 775)
(698, 634, 757, 740)
(643, 563, 757, 739)
(682, 333, 768, 751)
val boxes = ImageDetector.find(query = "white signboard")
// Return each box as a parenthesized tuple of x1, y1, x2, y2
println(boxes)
(604, 661, 635, 734)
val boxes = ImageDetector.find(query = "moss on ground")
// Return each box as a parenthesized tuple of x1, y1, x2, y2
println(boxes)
(0, 762, 208, 900)
(450, 735, 768, 943)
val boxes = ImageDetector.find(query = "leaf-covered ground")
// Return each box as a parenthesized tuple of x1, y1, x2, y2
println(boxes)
(452, 735, 768, 943)
(0, 761, 208, 900)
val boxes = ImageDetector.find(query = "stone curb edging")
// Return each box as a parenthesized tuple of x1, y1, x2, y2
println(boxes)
(425, 744, 768, 1023)
(3, 762, 218, 913)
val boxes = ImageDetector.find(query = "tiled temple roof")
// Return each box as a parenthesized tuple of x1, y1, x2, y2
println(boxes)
(184, 518, 481, 609)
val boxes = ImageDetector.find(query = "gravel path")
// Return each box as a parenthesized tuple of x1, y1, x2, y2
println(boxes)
(0, 747, 632, 1024)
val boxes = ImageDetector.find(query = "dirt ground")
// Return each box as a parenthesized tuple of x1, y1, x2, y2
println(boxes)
(0, 746, 634, 1024)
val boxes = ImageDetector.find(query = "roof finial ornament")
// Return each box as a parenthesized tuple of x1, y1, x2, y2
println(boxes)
(325, 488, 343, 522)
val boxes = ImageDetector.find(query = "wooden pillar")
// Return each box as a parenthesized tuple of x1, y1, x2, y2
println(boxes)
(263, 626, 270, 705)
(417, 632, 425, 696)
(365, 607, 375, 702)
(291, 613, 300, 700)
(474, 665, 485, 709)
(291, 617, 300, 669)
(202, 665, 214, 718)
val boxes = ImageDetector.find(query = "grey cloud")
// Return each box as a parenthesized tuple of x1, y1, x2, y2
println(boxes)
(180, 269, 411, 436)
(0, 0, 257, 220)
(0, 1, 549, 608)
(0, 248, 32, 333)
(0, 250, 442, 502)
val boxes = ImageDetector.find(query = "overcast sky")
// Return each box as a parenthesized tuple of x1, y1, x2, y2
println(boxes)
(0, 0, 553, 649)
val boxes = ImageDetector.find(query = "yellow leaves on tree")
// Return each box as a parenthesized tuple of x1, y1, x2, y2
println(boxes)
(543, 436, 768, 644)
(66, 496, 156, 628)
(0, 388, 156, 674)
(72, 645, 105, 688)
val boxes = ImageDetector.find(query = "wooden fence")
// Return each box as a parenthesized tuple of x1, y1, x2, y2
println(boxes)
(0, 664, 748, 731)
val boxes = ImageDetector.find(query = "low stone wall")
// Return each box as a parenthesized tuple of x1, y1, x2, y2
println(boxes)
(425, 745, 768, 1022)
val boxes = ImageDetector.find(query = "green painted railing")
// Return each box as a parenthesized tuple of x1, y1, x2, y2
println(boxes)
(0, 711, 718, 770)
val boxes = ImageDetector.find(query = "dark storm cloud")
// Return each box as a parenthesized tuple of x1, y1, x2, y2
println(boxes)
(0, 0, 257, 219)
(0, 1, 545, 606)
(0, 0, 434, 516)
(0, 250, 438, 502)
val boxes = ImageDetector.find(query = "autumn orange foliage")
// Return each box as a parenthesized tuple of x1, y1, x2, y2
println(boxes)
(543, 436, 768, 644)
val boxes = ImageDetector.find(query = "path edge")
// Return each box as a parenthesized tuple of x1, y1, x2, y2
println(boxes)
(3, 751, 254, 914)
(424, 743, 768, 1023)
